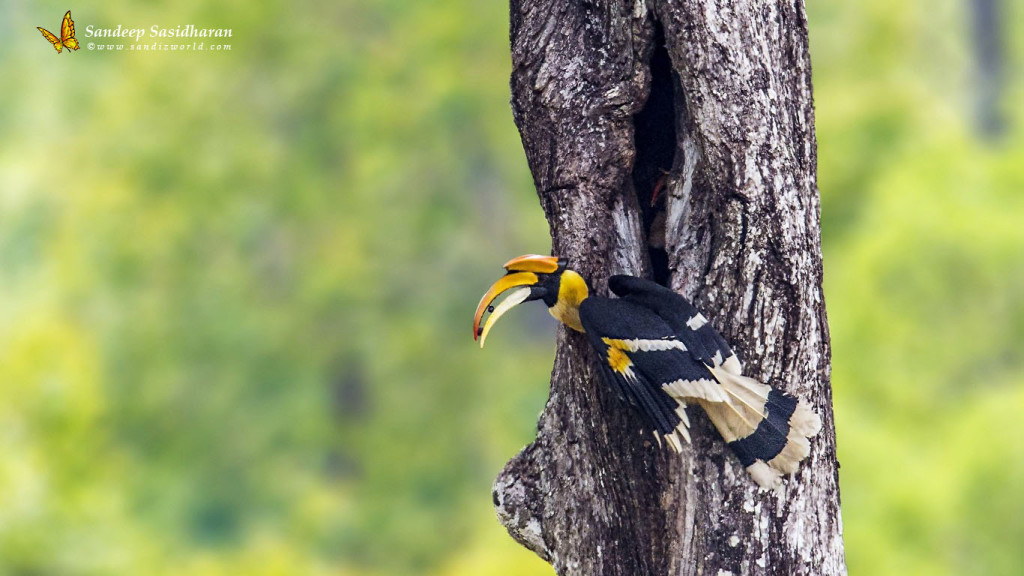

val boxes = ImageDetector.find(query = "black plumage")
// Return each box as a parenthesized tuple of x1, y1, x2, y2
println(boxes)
(474, 256, 821, 488)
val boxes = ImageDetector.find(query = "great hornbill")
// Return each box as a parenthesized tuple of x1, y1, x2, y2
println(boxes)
(472, 254, 821, 489)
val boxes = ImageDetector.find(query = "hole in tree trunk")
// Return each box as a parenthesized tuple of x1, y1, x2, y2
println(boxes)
(631, 21, 676, 287)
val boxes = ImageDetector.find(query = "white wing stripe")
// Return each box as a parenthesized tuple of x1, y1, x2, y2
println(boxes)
(662, 378, 729, 403)
(604, 338, 687, 352)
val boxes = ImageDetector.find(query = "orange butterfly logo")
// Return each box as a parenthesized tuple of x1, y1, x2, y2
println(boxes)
(38, 10, 80, 54)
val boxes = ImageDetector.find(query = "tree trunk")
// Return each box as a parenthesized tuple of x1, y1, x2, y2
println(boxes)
(492, 0, 846, 574)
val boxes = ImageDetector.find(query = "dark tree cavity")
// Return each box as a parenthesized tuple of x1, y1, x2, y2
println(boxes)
(493, 1, 846, 574)
(632, 22, 676, 286)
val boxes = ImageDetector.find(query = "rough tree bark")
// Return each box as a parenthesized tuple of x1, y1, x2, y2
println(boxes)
(491, 0, 846, 575)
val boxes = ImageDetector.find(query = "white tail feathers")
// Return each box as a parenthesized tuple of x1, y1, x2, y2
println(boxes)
(746, 461, 783, 490)
(687, 368, 822, 490)
(790, 398, 823, 438)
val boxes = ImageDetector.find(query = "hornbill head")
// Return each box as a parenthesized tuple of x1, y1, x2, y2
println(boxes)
(473, 254, 590, 347)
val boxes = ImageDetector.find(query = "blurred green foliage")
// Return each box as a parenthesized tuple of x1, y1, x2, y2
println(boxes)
(0, 0, 1021, 574)
(813, 2, 1024, 574)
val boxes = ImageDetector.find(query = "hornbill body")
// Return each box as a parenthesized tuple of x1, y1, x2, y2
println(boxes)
(473, 255, 821, 489)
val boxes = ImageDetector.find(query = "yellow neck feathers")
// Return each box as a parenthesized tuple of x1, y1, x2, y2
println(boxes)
(549, 270, 588, 332)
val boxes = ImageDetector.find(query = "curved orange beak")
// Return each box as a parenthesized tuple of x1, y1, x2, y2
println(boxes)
(472, 272, 539, 347)
(473, 255, 561, 348)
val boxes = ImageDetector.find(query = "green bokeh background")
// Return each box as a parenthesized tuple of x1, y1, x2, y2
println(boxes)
(1, 1, 1021, 574)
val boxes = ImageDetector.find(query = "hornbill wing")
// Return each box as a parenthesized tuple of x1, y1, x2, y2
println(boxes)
(606, 275, 823, 489)
(608, 275, 741, 374)
(578, 297, 731, 451)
